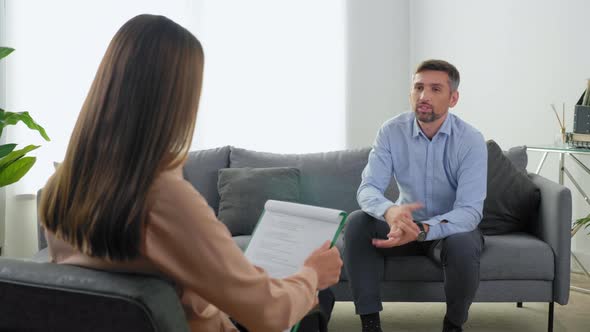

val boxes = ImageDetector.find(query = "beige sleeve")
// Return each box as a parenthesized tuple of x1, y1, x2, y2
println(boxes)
(142, 176, 318, 332)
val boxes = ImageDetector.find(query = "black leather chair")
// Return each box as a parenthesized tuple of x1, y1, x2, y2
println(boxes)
(0, 257, 189, 332)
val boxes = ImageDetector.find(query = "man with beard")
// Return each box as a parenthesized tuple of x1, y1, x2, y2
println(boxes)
(344, 59, 487, 332)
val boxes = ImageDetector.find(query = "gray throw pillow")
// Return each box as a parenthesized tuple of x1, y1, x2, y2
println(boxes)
(479, 140, 540, 235)
(217, 167, 300, 236)
(504, 145, 528, 173)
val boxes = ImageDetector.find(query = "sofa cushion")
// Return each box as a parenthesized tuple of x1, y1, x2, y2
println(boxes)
(234, 235, 252, 252)
(229, 147, 373, 213)
(479, 140, 541, 235)
(183, 146, 230, 215)
(367, 233, 554, 282)
(504, 145, 528, 173)
(241, 232, 553, 282)
(478, 233, 554, 280)
(217, 167, 300, 236)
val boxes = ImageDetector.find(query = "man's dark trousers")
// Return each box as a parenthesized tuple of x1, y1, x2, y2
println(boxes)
(343, 210, 484, 327)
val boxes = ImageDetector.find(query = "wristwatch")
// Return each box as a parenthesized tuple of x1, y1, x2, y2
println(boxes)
(416, 223, 427, 242)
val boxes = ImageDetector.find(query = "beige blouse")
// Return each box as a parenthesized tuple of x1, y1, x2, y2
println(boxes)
(45, 166, 318, 332)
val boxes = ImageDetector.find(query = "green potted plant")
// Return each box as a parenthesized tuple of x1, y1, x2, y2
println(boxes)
(573, 215, 590, 236)
(0, 47, 50, 187)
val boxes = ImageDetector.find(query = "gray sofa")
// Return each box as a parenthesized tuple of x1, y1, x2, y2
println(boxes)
(0, 145, 572, 332)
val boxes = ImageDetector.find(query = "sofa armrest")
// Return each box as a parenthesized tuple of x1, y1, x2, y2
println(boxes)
(528, 173, 572, 305)
(0, 258, 189, 332)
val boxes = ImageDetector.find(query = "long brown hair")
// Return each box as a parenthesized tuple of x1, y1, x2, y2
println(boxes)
(40, 14, 204, 260)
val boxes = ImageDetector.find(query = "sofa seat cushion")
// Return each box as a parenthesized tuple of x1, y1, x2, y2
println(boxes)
(235, 233, 553, 283)
(343, 233, 554, 282)
(234, 235, 252, 252)
(478, 233, 554, 281)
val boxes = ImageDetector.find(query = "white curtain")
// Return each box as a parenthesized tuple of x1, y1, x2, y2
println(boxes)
(192, 0, 345, 154)
(3, 0, 345, 195)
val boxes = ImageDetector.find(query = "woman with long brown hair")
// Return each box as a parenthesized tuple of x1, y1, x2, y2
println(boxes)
(39, 14, 342, 332)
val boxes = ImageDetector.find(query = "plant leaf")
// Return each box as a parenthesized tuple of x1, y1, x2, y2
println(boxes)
(0, 156, 36, 187)
(0, 145, 39, 170)
(574, 216, 590, 227)
(0, 144, 17, 159)
(0, 111, 50, 141)
(0, 47, 15, 61)
(0, 108, 4, 138)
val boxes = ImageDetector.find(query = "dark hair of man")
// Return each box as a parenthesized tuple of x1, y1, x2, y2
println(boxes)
(39, 14, 204, 260)
(415, 59, 460, 92)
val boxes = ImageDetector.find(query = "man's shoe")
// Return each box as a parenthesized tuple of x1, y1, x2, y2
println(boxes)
(360, 313, 383, 332)
(443, 327, 463, 332)
(442, 317, 463, 332)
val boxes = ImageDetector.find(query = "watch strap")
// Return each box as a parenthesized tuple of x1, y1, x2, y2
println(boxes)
(416, 222, 427, 242)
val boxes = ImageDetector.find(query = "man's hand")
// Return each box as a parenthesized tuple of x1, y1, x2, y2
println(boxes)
(372, 228, 417, 248)
(372, 203, 423, 249)
(384, 203, 423, 237)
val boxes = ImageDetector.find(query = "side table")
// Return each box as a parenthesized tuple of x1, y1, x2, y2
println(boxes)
(528, 145, 590, 294)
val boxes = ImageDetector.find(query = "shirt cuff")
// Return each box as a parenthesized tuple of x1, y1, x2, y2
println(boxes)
(422, 216, 443, 240)
(424, 224, 442, 241)
(421, 216, 443, 226)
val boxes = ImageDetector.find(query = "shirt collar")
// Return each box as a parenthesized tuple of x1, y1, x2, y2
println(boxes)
(412, 117, 421, 138)
(412, 112, 453, 138)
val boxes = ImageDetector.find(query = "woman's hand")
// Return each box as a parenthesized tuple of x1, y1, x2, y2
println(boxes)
(303, 241, 343, 290)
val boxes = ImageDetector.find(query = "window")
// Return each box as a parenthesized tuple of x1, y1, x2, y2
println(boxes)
(3, 0, 345, 195)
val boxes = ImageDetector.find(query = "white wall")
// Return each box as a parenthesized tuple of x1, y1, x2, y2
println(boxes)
(345, 0, 409, 148)
(409, 0, 587, 148)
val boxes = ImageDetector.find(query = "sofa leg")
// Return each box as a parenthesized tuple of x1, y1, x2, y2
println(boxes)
(516, 302, 523, 308)
(547, 302, 554, 332)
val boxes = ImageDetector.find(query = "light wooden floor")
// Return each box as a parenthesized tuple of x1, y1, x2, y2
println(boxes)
(329, 273, 590, 332)
(571, 271, 590, 292)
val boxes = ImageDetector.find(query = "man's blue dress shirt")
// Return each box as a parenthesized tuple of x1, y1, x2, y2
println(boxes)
(357, 112, 488, 241)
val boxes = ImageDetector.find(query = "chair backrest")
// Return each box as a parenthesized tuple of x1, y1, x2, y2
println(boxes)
(0, 258, 190, 332)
